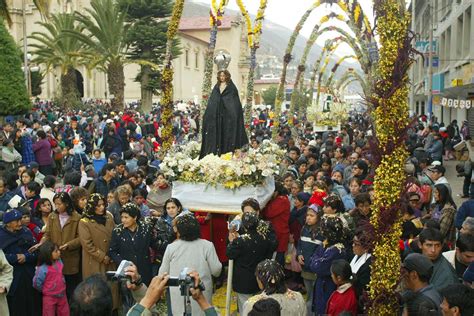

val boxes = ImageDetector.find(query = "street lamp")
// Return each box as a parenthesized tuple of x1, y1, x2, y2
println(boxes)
(22, 53, 40, 97)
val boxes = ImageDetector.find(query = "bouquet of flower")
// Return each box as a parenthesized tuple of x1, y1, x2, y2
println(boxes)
(160, 140, 285, 189)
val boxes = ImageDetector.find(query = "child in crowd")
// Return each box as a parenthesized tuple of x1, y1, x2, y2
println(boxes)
(92, 149, 107, 175)
(25, 181, 42, 211)
(342, 178, 362, 211)
(326, 259, 358, 316)
(20, 207, 42, 241)
(309, 215, 347, 315)
(303, 172, 315, 194)
(297, 204, 324, 315)
(33, 241, 70, 316)
(133, 188, 150, 217)
(309, 180, 328, 207)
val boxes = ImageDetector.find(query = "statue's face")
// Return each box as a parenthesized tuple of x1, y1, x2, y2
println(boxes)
(219, 72, 227, 83)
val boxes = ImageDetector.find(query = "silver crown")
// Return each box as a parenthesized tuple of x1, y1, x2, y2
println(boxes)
(214, 51, 231, 71)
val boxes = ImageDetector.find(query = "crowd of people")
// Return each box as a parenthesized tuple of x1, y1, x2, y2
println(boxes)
(0, 101, 473, 316)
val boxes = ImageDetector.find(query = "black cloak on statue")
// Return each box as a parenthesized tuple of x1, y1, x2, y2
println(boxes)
(199, 80, 248, 159)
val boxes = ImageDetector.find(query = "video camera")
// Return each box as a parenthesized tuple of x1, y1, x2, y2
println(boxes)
(167, 268, 206, 316)
(228, 218, 241, 232)
(105, 260, 133, 281)
(167, 267, 205, 296)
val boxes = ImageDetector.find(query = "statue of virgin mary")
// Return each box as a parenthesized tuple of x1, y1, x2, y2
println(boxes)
(199, 54, 248, 159)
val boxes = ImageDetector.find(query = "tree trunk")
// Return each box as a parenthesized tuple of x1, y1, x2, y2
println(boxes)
(60, 67, 79, 110)
(107, 59, 125, 111)
(140, 65, 153, 114)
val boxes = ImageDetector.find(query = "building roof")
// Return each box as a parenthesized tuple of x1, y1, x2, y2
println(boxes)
(179, 16, 236, 31)
(179, 31, 210, 45)
(255, 78, 280, 84)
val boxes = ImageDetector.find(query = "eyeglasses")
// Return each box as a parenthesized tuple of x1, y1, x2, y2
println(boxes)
(409, 199, 420, 202)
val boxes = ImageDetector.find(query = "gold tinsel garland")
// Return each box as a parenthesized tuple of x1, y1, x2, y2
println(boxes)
(368, 0, 411, 314)
(159, 0, 185, 152)
(235, 0, 268, 126)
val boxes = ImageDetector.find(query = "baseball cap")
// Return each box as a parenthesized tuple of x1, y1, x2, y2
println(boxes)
(296, 192, 311, 205)
(3, 209, 22, 224)
(402, 253, 434, 279)
(27, 161, 39, 169)
(428, 165, 445, 174)
(308, 140, 317, 147)
(106, 119, 113, 124)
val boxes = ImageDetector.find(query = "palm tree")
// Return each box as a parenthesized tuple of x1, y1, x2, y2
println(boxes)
(1, 0, 51, 27)
(66, 0, 129, 110)
(29, 13, 89, 109)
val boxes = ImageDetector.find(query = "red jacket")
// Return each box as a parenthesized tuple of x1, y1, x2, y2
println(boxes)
(262, 195, 290, 253)
(326, 283, 358, 316)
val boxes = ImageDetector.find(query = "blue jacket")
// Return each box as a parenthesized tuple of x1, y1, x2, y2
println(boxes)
(427, 139, 443, 162)
(93, 176, 119, 198)
(0, 191, 13, 213)
(309, 243, 346, 315)
(0, 226, 38, 296)
(455, 199, 474, 229)
(72, 153, 90, 172)
(92, 158, 107, 175)
(296, 225, 324, 272)
(21, 135, 35, 164)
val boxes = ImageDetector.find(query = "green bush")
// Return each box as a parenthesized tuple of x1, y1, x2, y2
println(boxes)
(0, 19, 31, 115)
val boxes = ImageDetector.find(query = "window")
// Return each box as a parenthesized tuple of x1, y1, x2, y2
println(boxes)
(463, 7, 471, 57)
(195, 52, 199, 69)
(185, 50, 189, 67)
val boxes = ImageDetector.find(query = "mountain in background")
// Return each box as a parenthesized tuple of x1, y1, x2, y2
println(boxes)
(184, 1, 361, 91)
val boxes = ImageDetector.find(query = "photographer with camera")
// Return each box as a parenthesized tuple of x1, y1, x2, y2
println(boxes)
(124, 263, 218, 316)
(159, 213, 222, 315)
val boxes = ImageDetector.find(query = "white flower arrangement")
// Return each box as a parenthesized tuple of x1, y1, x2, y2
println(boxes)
(160, 140, 285, 189)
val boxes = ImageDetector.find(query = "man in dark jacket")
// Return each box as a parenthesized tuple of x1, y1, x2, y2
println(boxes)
(92, 164, 118, 197)
(419, 228, 459, 290)
(401, 253, 442, 315)
(427, 133, 443, 163)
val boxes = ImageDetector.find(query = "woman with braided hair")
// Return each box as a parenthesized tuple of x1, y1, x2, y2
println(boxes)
(78, 193, 119, 311)
(227, 211, 277, 313)
(309, 215, 347, 315)
(78, 193, 116, 279)
(242, 259, 305, 316)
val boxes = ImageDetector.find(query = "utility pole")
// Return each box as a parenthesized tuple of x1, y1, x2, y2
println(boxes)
(427, 2, 434, 120)
(410, 0, 416, 115)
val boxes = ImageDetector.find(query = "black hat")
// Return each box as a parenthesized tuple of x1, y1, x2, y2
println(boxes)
(402, 253, 433, 279)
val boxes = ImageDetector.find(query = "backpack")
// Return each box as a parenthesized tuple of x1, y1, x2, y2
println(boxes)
(419, 184, 432, 205)
(48, 136, 58, 148)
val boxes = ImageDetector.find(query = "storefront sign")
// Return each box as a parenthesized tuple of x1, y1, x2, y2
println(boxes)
(441, 97, 471, 109)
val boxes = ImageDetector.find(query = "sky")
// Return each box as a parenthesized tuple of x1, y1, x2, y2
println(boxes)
(194, 0, 375, 58)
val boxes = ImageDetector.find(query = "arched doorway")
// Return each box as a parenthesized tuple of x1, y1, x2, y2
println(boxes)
(75, 69, 84, 98)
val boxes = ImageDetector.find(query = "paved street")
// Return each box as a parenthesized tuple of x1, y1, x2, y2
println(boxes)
(444, 159, 469, 207)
